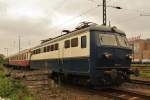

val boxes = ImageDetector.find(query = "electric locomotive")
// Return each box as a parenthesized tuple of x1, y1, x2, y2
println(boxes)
(30, 22, 133, 87)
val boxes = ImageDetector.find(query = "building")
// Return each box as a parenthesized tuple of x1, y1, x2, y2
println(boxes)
(129, 39, 150, 63)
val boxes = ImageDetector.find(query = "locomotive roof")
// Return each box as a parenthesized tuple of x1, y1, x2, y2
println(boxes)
(32, 24, 126, 49)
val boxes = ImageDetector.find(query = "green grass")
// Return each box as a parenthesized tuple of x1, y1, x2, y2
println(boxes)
(140, 71, 150, 78)
(0, 64, 32, 100)
(132, 64, 150, 67)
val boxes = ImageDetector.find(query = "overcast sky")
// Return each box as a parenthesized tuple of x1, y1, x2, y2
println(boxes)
(0, 0, 150, 55)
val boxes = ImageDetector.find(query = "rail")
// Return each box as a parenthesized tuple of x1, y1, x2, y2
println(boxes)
(130, 79, 150, 86)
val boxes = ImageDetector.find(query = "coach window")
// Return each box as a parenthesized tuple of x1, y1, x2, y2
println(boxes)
(36, 49, 40, 54)
(65, 40, 70, 48)
(21, 55, 23, 60)
(26, 53, 28, 59)
(35, 50, 36, 54)
(31, 51, 33, 54)
(81, 36, 87, 48)
(71, 38, 78, 47)
(22, 55, 24, 60)
(32, 51, 34, 54)
(24, 54, 26, 60)
(23, 55, 24, 60)
(35, 50, 37, 54)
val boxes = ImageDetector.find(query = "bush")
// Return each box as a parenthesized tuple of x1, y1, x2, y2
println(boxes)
(0, 65, 4, 71)
(0, 65, 5, 78)
(0, 69, 30, 100)
(0, 64, 32, 100)
(0, 77, 26, 98)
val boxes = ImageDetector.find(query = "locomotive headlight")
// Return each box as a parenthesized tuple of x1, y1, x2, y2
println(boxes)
(129, 55, 133, 59)
(126, 54, 133, 60)
(104, 52, 112, 59)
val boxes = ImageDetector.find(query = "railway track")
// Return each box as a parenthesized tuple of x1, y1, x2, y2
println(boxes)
(132, 66, 150, 71)
(130, 79, 150, 86)
(102, 88, 150, 100)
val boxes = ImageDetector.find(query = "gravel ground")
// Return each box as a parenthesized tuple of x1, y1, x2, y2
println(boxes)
(31, 80, 111, 100)
(26, 77, 150, 100)
(121, 82, 150, 95)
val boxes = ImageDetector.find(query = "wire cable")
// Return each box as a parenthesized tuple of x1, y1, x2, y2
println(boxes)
(49, 5, 100, 30)
(116, 15, 140, 24)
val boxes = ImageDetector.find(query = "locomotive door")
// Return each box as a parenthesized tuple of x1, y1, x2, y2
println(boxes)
(58, 41, 64, 72)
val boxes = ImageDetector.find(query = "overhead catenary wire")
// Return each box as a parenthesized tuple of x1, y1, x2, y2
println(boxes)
(49, 5, 101, 31)
(116, 15, 140, 24)
(48, 0, 122, 34)
(45, 0, 69, 21)
(48, 1, 149, 36)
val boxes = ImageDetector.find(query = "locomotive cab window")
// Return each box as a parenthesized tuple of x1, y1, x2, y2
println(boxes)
(81, 36, 86, 48)
(71, 38, 78, 47)
(64, 40, 70, 48)
(99, 34, 117, 46)
(117, 35, 129, 48)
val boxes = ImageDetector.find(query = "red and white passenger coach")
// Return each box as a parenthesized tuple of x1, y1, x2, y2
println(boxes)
(8, 49, 31, 68)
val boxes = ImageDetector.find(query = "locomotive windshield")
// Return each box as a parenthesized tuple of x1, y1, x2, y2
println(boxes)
(99, 34, 118, 46)
(117, 35, 129, 47)
(97, 32, 129, 48)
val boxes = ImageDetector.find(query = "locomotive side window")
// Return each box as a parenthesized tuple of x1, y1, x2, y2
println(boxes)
(71, 38, 78, 47)
(81, 36, 86, 48)
(54, 43, 59, 50)
(47, 46, 51, 52)
(44, 47, 47, 52)
(51, 45, 54, 51)
(65, 40, 70, 48)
